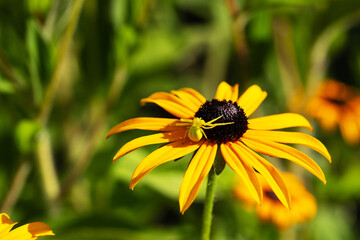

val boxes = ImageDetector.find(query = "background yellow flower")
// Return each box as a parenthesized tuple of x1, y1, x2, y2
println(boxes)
(306, 80, 360, 145)
(234, 172, 317, 229)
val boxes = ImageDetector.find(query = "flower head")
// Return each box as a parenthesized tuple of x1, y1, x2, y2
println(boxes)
(0, 213, 55, 239)
(306, 79, 360, 145)
(234, 172, 317, 229)
(107, 82, 331, 214)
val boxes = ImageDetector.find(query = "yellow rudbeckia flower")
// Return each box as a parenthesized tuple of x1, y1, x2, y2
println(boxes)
(107, 81, 331, 214)
(0, 213, 55, 239)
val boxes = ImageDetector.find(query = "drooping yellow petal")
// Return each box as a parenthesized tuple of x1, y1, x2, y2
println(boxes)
(214, 82, 239, 102)
(234, 142, 291, 209)
(244, 130, 331, 162)
(3, 222, 55, 240)
(171, 89, 205, 110)
(248, 113, 313, 131)
(141, 93, 195, 119)
(106, 117, 179, 138)
(113, 130, 187, 162)
(241, 137, 326, 184)
(221, 143, 262, 204)
(237, 85, 267, 117)
(130, 140, 203, 189)
(0, 214, 16, 238)
(179, 142, 217, 214)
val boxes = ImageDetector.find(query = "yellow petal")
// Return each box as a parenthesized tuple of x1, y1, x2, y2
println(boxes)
(237, 85, 267, 117)
(234, 142, 291, 209)
(179, 141, 217, 214)
(106, 117, 179, 138)
(141, 93, 195, 119)
(142, 91, 200, 114)
(171, 89, 205, 110)
(113, 130, 186, 162)
(244, 130, 331, 162)
(130, 140, 203, 189)
(215, 82, 239, 102)
(248, 113, 313, 131)
(179, 88, 207, 105)
(0, 214, 16, 238)
(3, 222, 55, 240)
(230, 84, 239, 102)
(241, 137, 326, 184)
(221, 143, 262, 204)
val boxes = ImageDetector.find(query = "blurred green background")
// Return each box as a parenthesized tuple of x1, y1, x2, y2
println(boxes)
(1, 0, 360, 239)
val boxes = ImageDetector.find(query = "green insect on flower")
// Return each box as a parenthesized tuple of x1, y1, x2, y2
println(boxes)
(176, 115, 234, 142)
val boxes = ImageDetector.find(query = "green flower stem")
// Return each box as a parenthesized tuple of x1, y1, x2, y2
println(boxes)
(202, 167, 217, 240)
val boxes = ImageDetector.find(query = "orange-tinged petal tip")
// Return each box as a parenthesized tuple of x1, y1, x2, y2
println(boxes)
(112, 156, 119, 163)
(28, 222, 55, 236)
(106, 132, 111, 139)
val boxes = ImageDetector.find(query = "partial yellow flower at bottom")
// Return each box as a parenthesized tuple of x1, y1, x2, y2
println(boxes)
(306, 79, 360, 145)
(0, 213, 55, 240)
(234, 172, 317, 229)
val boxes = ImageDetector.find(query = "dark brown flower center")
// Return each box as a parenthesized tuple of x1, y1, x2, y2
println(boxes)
(195, 99, 248, 144)
(264, 190, 280, 202)
(323, 97, 346, 106)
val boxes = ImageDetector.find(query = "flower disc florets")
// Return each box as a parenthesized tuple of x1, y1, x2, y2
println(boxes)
(195, 99, 248, 144)
(264, 190, 280, 201)
(324, 97, 346, 106)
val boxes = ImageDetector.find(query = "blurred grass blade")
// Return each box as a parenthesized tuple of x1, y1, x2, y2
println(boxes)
(272, 16, 302, 106)
(15, 119, 41, 154)
(307, 9, 360, 97)
(26, 20, 43, 106)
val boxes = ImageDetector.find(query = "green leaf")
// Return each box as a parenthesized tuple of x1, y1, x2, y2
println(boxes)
(115, 24, 138, 64)
(0, 77, 15, 94)
(15, 119, 41, 154)
(27, 0, 52, 14)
